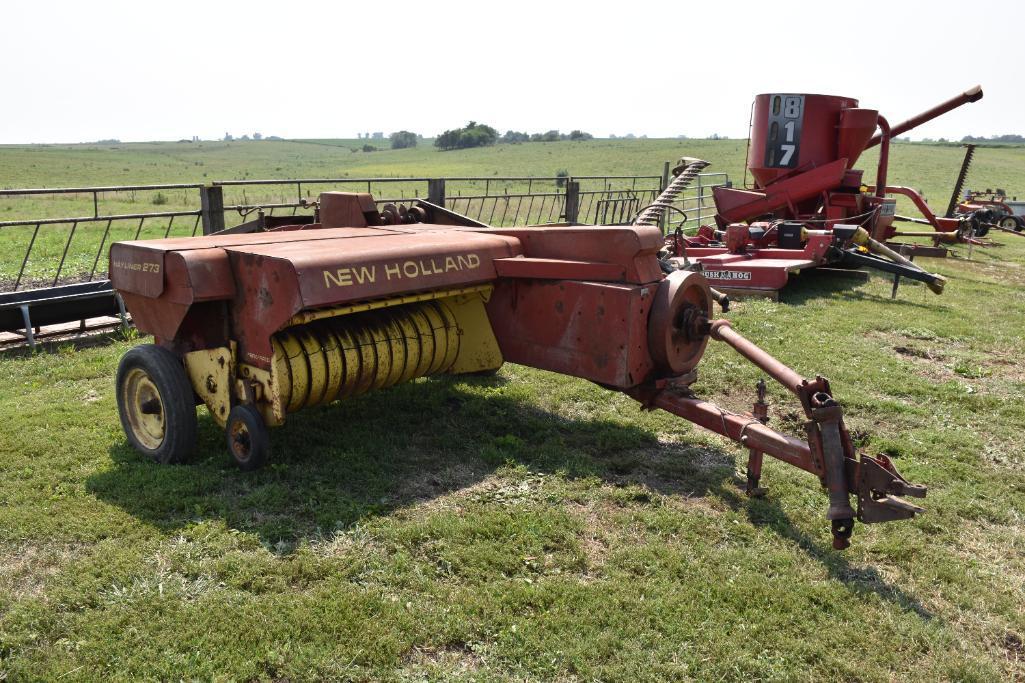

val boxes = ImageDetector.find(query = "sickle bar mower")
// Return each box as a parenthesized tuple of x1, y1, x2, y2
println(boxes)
(109, 192, 925, 548)
(657, 87, 985, 296)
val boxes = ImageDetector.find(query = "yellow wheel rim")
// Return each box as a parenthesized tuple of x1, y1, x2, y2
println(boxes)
(122, 367, 165, 450)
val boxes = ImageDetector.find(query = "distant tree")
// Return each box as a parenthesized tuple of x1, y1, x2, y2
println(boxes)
(961, 133, 1024, 143)
(555, 169, 569, 187)
(253, 132, 262, 141)
(540, 130, 561, 142)
(372, 132, 384, 139)
(390, 130, 419, 149)
(240, 134, 250, 141)
(501, 130, 530, 143)
(434, 122, 498, 150)
(362, 144, 377, 152)
(223, 132, 233, 141)
(568, 130, 593, 141)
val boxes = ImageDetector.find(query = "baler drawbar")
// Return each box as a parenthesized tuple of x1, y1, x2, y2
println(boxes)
(109, 192, 925, 548)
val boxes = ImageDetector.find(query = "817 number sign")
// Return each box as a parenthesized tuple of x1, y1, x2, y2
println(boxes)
(763, 94, 804, 169)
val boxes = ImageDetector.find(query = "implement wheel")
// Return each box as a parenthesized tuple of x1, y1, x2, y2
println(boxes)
(116, 344, 197, 464)
(226, 404, 270, 471)
(999, 216, 1019, 231)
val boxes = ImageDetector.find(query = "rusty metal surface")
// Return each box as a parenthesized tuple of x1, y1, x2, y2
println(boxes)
(491, 225, 664, 285)
(108, 190, 930, 548)
(487, 278, 655, 388)
(229, 230, 520, 366)
(647, 270, 712, 376)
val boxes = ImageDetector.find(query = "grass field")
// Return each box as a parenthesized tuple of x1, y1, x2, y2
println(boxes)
(1, 139, 1024, 681)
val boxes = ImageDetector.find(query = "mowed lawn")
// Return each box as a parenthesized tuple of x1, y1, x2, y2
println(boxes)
(1, 139, 1024, 681)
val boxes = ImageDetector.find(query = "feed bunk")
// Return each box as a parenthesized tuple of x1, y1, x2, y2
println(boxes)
(658, 87, 985, 295)
(109, 193, 925, 549)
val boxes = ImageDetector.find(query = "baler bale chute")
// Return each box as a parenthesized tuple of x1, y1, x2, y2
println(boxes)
(654, 87, 986, 296)
(109, 192, 926, 549)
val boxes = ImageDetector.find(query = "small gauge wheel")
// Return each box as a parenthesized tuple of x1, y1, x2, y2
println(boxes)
(226, 404, 270, 471)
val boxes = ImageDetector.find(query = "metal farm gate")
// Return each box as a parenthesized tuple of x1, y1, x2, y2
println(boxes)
(0, 168, 728, 347)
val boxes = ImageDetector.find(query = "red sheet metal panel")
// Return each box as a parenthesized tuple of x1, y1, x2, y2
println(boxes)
(493, 257, 625, 281)
(111, 246, 235, 340)
(486, 279, 655, 388)
(491, 225, 663, 284)
(227, 229, 522, 367)
(748, 93, 860, 188)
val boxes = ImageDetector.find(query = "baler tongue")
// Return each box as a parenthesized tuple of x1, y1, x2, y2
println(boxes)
(632, 284, 926, 549)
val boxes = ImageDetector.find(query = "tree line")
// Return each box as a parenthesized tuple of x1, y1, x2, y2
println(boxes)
(433, 123, 593, 151)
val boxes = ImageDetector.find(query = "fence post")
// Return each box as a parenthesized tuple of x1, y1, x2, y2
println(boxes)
(428, 178, 446, 207)
(564, 180, 580, 223)
(660, 161, 671, 232)
(199, 185, 225, 235)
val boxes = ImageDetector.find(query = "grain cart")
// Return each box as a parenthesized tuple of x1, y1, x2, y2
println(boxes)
(109, 192, 925, 549)
(656, 87, 984, 295)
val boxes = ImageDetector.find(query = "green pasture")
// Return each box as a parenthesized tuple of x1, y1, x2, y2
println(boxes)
(0, 139, 1023, 681)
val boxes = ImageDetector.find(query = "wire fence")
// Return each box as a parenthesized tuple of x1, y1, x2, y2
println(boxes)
(0, 169, 730, 294)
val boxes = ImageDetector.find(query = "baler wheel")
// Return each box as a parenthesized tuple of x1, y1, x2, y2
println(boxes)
(116, 344, 197, 464)
(226, 404, 270, 471)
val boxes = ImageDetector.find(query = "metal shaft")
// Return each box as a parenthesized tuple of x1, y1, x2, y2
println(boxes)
(865, 86, 983, 150)
(852, 227, 946, 294)
(708, 320, 805, 395)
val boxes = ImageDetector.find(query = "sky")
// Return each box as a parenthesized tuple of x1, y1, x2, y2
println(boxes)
(1, 0, 1021, 144)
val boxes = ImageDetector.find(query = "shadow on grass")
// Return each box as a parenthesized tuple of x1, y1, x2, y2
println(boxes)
(89, 373, 735, 540)
(780, 269, 949, 310)
(719, 485, 935, 620)
(87, 371, 934, 621)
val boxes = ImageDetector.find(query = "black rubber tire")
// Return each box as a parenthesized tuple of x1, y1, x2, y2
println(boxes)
(1015, 216, 1025, 233)
(225, 404, 270, 471)
(116, 344, 198, 464)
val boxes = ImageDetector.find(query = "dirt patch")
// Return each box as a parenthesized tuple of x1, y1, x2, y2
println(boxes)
(869, 330, 968, 383)
(0, 542, 84, 603)
(893, 345, 944, 361)
(401, 643, 482, 675)
(566, 501, 612, 574)
(1004, 632, 1024, 659)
